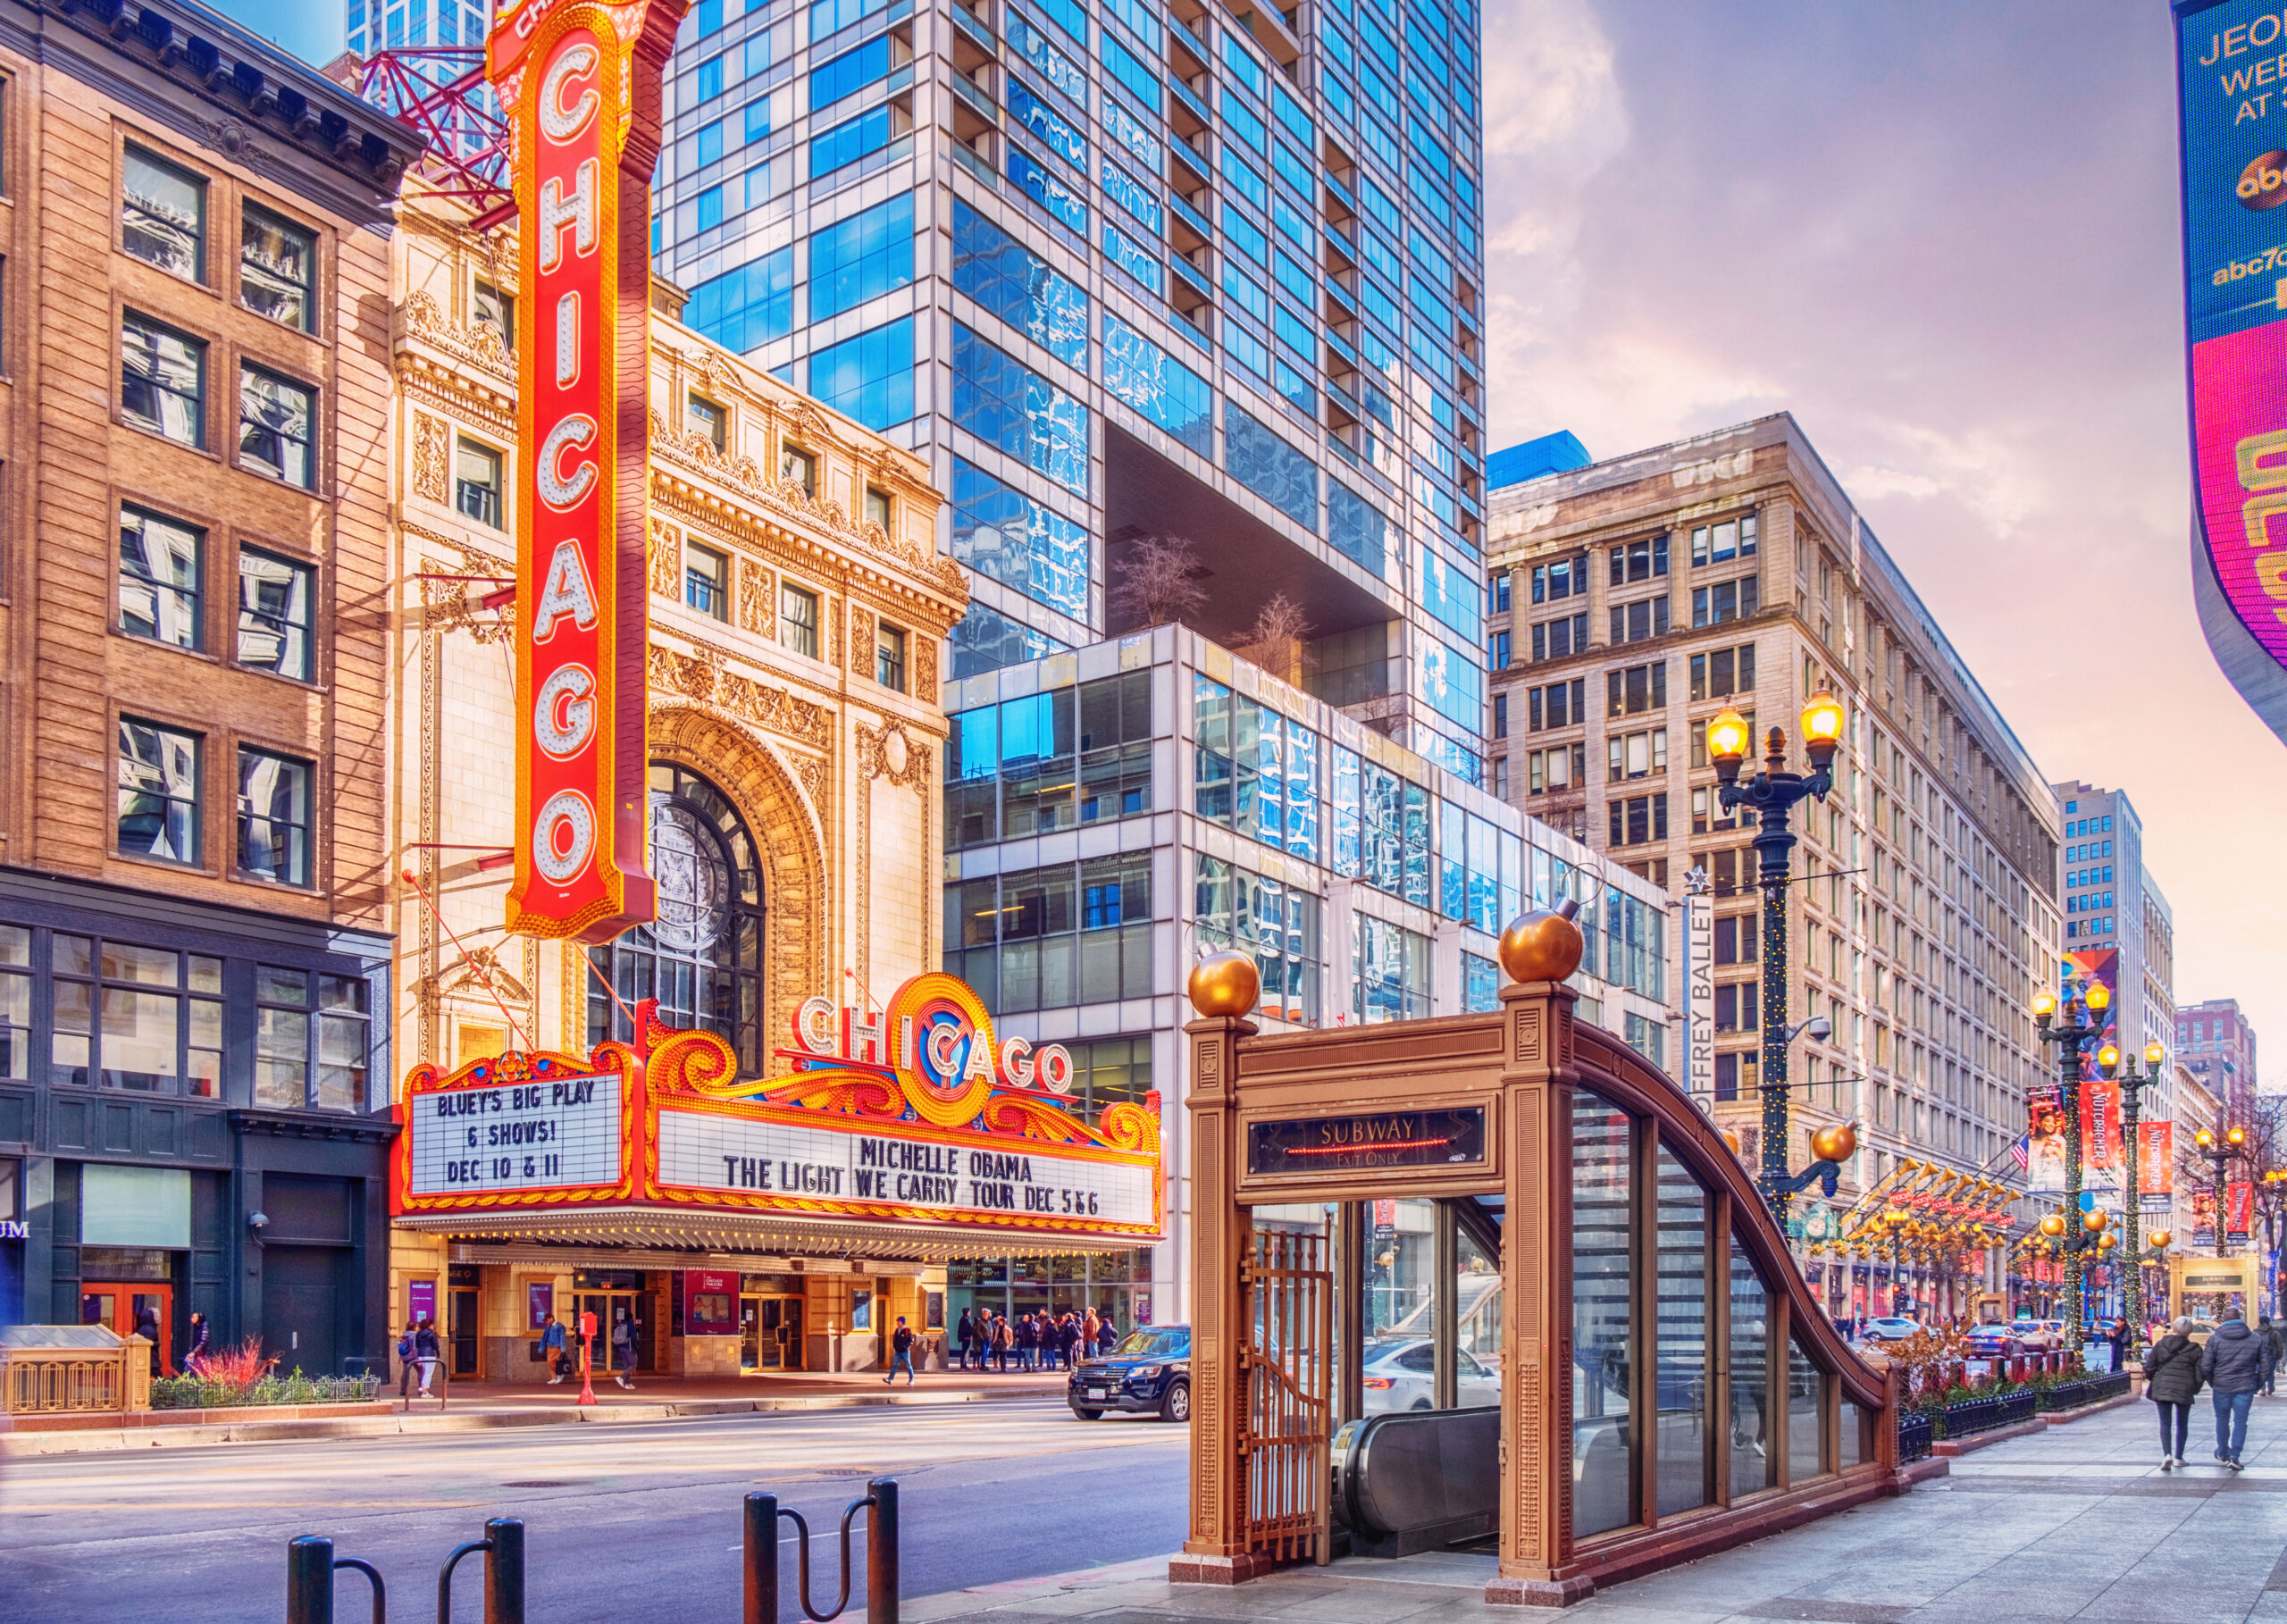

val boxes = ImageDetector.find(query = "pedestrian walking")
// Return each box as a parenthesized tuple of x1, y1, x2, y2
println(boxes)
(884, 1316, 917, 1385)
(2200, 1307, 2277, 1469)
(1096, 1306, 1119, 1356)
(2262, 1316, 2285, 1397)
(610, 1311, 637, 1389)
(184, 1311, 211, 1377)
(412, 1318, 443, 1397)
(1081, 1306, 1100, 1360)
(541, 1313, 568, 1384)
(2107, 1318, 2128, 1375)
(1061, 1313, 1081, 1368)
(2144, 1315, 2203, 1470)
(994, 1312, 1015, 1373)
(132, 1302, 163, 1377)
(956, 1307, 976, 1371)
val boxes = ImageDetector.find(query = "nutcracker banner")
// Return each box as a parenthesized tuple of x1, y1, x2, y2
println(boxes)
(490, 0, 685, 941)
(2229, 1178, 2255, 1239)
(2140, 1120, 2175, 1196)
(2081, 1076, 2125, 1170)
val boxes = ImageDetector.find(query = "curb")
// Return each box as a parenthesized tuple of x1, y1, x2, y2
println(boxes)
(0, 1382, 1054, 1456)
(1920, 1390, 2138, 1462)
(904, 1553, 1180, 1623)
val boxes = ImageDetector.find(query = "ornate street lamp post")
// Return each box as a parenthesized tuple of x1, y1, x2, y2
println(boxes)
(2099, 1040, 2168, 1352)
(2033, 979, 2113, 1353)
(2195, 1124, 2247, 1256)
(1707, 690, 1847, 1220)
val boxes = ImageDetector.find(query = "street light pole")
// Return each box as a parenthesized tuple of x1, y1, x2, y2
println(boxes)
(2033, 980, 2112, 1354)
(1708, 690, 1845, 1221)
(2099, 1040, 2166, 1351)
(2196, 1125, 2246, 1257)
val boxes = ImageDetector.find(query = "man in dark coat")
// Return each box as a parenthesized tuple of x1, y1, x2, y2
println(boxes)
(2200, 1310, 2277, 1469)
(2144, 1314, 2203, 1469)
(956, 1308, 976, 1371)
(2261, 1316, 2285, 1397)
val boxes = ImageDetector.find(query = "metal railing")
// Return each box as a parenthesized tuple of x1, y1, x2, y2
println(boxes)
(284, 1482, 900, 1624)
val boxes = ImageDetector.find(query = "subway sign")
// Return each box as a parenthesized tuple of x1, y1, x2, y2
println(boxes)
(490, 0, 683, 942)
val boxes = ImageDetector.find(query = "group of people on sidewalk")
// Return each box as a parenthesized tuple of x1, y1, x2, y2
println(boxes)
(952, 1305, 1118, 1371)
(2142, 1308, 2283, 1471)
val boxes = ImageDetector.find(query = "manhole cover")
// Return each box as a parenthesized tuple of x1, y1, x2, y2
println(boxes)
(502, 1480, 580, 1488)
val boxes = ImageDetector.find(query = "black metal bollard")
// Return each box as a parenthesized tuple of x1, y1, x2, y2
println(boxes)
(746, 1493, 780, 1624)
(288, 1536, 336, 1624)
(439, 1518, 524, 1624)
(865, 1479, 898, 1624)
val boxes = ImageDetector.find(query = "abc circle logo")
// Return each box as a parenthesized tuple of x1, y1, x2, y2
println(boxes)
(2238, 151, 2287, 210)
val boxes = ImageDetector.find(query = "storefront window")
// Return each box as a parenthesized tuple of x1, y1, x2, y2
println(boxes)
(49, 937, 225, 1097)
(1572, 1091, 1634, 1539)
(589, 765, 767, 1073)
(1789, 1339, 1828, 1484)
(1654, 1146, 1710, 1517)
(0, 926, 28, 1081)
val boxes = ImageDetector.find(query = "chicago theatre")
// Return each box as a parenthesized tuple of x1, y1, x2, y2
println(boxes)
(386, 146, 1160, 1377)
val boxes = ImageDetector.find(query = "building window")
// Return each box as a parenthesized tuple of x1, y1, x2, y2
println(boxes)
(1610, 596, 1671, 645)
(1530, 613, 1587, 661)
(1193, 855, 1317, 1021)
(1489, 572, 1512, 613)
(240, 204, 316, 331)
(0, 927, 27, 1082)
(1463, 950, 1500, 1013)
(948, 671, 1155, 850)
(1714, 981, 1759, 1032)
(238, 748, 312, 887)
(1527, 743, 1585, 795)
(686, 542, 729, 619)
(1194, 676, 1320, 858)
(238, 548, 314, 681)
(49, 937, 224, 1096)
(1492, 693, 1509, 740)
(1067, 1035, 1153, 1120)
(1689, 643, 1756, 701)
(1713, 1051, 1755, 1102)
(1606, 728, 1666, 782)
(117, 718, 200, 866)
(865, 485, 892, 532)
(1691, 576, 1759, 628)
(781, 443, 816, 493)
(122, 145, 205, 280)
(239, 364, 315, 488)
(455, 437, 502, 527)
(1489, 630, 1512, 669)
(473, 280, 515, 349)
(1529, 555, 1587, 604)
(121, 312, 205, 447)
(1493, 754, 1509, 798)
(1714, 914, 1757, 963)
(1353, 913, 1429, 1025)
(314, 975, 371, 1110)
(780, 582, 820, 657)
(1606, 792, 1668, 847)
(953, 852, 1156, 1014)
(875, 622, 908, 691)
(1528, 678, 1587, 732)
(1691, 514, 1757, 565)
(590, 765, 768, 1071)
(689, 392, 727, 451)
(118, 506, 203, 650)
(1606, 661, 1667, 717)
(1608, 533, 1669, 584)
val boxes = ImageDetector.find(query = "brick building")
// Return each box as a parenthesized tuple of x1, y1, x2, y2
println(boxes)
(0, 0, 422, 1369)
(1483, 414, 2063, 1322)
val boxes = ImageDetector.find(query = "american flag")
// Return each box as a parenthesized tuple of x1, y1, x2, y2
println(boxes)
(2009, 1134, 2031, 1173)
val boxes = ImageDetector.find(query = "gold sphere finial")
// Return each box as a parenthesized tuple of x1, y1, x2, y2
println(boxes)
(2039, 1213, 2066, 1237)
(1809, 1121, 1858, 1163)
(1498, 901, 1585, 984)
(1187, 950, 1261, 1018)
(2149, 1228, 2173, 1250)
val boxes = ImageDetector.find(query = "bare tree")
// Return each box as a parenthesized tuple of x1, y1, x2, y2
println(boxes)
(1235, 591, 1311, 685)
(1109, 533, 1208, 630)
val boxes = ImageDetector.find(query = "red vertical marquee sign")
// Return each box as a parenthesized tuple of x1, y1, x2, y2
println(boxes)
(489, 0, 684, 942)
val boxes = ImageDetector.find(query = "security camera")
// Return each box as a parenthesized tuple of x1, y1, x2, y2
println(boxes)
(247, 1210, 270, 1232)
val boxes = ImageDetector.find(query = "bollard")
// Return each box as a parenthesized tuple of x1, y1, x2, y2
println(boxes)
(866, 1478, 898, 1624)
(746, 1493, 779, 1624)
(288, 1534, 387, 1624)
(439, 1517, 524, 1624)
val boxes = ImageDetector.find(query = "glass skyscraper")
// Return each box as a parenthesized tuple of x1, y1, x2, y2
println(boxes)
(653, 0, 1491, 778)
(347, 0, 494, 54)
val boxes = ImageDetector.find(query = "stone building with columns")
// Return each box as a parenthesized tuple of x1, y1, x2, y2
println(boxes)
(383, 180, 1137, 1381)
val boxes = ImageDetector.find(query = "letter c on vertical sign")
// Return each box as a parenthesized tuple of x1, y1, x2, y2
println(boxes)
(540, 41, 601, 142)
(538, 414, 598, 509)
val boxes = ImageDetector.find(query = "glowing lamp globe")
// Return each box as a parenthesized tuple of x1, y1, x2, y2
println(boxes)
(1705, 706, 1751, 766)
(1498, 908, 1585, 984)
(2086, 981, 2111, 1014)
(2145, 1041, 2166, 1067)
(2039, 1213, 2066, 1237)
(2031, 990, 2058, 1021)
(2230, 1125, 2247, 1145)
(2097, 1043, 2120, 1075)
(1186, 950, 1261, 1018)
(1810, 1122, 1858, 1163)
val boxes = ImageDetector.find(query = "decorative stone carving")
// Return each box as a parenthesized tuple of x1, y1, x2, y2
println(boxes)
(405, 289, 515, 381)
(647, 641, 831, 749)
(649, 521, 681, 598)
(850, 607, 874, 675)
(790, 751, 827, 811)
(413, 411, 449, 502)
(857, 720, 929, 791)
(914, 637, 937, 699)
(737, 557, 773, 636)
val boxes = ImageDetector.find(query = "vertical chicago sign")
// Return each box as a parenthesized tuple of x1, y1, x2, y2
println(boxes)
(490, 0, 685, 940)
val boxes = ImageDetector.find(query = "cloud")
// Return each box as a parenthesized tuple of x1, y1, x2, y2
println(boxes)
(1480, 0, 1630, 164)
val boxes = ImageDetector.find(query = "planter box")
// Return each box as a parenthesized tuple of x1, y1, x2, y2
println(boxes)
(9, 1399, 395, 1432)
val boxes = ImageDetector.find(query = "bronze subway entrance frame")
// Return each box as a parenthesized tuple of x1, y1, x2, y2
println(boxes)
(1174, 910, 1902, 1606)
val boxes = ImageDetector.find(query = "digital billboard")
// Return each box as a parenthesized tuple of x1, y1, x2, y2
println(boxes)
(2177, 2, 2287, 733)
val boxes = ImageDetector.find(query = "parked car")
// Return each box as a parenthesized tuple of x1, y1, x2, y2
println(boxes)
(1964, 1323, 2023, 1357)
(2009, 1319, 2065, 1352)
(1361, 1336, 1501, 1411)
(1862, 1317, 1922, 1344)
(1069, 1325, 1190, 1421)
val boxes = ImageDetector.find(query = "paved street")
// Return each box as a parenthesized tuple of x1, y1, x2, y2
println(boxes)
(0, 1396, 1186, 1623)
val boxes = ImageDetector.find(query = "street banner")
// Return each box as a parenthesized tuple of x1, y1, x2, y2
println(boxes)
(2229, 1178, 2256, 1238)
(2176, 1, 2287, 725)
(2028, 1094, 2068, 1192)
(2194, 1187, 2219, 1248)
(2063, 951, 2121, 1079)
(2140, 1120, 2176, 1194)
(1685, 884, 1713, 1100)
(2082, 1076, 2125, 1170)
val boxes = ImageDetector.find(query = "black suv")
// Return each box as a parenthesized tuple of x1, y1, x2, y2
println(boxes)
(1069, 1325, 1191, 1421)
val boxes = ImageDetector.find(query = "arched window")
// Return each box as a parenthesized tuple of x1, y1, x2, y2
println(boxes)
(586, 764, 767, 1074)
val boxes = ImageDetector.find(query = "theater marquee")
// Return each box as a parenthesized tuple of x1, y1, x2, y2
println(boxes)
(391, 973, 1163, 1245)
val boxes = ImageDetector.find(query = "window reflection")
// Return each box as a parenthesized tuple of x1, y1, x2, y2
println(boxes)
(1572, 1093, 1634, 1537)
(1655, 1146, 1709, 1517)
(1788, 1340, 1827, 1485)
(1728, 1239, 1774, 1498)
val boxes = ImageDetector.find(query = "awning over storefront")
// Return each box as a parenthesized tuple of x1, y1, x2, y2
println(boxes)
(396, 1203, 1147, 1260)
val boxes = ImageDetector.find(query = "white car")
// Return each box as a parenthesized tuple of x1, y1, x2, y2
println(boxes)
(1360, 1337, 1500, 1412)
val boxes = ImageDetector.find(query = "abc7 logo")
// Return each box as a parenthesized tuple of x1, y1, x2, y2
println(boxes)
(2239, 151, 2287, 210)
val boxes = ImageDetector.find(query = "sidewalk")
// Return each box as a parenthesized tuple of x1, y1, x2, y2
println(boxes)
(904, 1394, 2287, 1620)
(0, 1365, 1068, 1456)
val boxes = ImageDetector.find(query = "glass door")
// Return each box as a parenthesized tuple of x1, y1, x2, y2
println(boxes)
(741, 1295, 763, 1371)
(82, 1282, 172, 1376)
(750, 1295, 803, 1369)
(449, 1288, 481, 1377)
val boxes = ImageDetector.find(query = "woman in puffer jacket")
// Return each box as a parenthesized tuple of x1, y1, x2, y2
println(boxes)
(2143, 1315, 2203, 1470)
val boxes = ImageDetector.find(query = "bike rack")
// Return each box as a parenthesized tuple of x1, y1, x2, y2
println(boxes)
(745, 1480, 900, 1624)
(285, 1535, 388, 1624)
(437, 1517, 524, 1624)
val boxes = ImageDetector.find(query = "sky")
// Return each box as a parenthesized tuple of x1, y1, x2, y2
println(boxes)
(218, 0, 2282, 1083)
(1480, 0, 2287, 1087)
